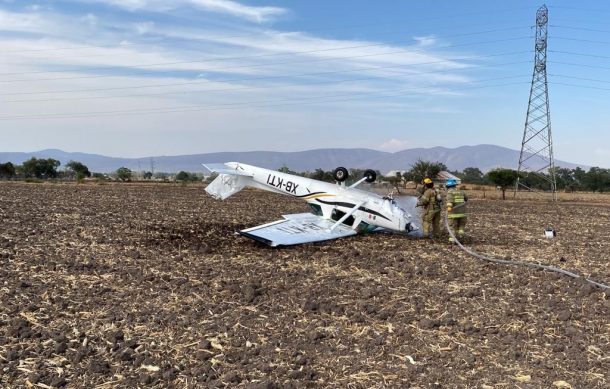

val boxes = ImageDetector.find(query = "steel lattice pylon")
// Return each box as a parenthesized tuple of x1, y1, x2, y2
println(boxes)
(516, 4, 556, 200)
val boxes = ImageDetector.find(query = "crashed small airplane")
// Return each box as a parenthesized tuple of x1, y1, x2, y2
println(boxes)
(204, 162, 417, 246)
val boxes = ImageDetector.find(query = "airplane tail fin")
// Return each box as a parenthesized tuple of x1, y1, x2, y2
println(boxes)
(205, 173, 251, 200)
(204, 163, 253, 200)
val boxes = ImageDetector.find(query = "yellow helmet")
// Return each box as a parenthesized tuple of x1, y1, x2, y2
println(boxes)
(423, 177, 433, 184)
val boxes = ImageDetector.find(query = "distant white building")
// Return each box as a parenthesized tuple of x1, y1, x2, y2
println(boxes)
(384, 170, 408, 178)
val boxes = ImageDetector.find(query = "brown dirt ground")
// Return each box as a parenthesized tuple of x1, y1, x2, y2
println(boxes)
(0, 182, 609, 388)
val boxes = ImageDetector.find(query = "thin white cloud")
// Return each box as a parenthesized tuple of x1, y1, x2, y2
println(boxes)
(413, 35, 437, 47)
(0, 9, 48, 33)
(81, 13, 97, 27)
(0, 4, 474, 104)
(0, 3, 490, 158)
(133, 21, 155, 35)
(189, 0, 286, 23)
(148, 26, 471, 83)
(378, 139, 410, 152)
(85, 0, 286, 22)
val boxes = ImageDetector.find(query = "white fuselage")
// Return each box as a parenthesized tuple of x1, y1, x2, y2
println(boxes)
(224, 162, 410, 232)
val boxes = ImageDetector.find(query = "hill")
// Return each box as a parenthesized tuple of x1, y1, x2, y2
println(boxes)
(0, 145, 587, 174)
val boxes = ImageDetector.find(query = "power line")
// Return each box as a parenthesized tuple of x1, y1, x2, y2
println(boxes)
(247, 6, 534, 35)
(0, 36, 533, 79)
(1, 39, 163, 54)
(550, 82, 610, 92)
(550, 74, 610, 84)
(4, 60, 532, 104)
(0, 76, 530, 121)
(229, 81, 530, 112)
(3, 25, 531, 64)
(0, 51, 530, 97)
(550, 18, 610, 28)
(0, 47, 441, 83)
(549, 50, 610, 60)
(550, 24, 610, 34)
(548, 61, 610, 71)
(0, 6, 534, 55)
(553, 36, 610, 45)
(548, 5, 610, 14)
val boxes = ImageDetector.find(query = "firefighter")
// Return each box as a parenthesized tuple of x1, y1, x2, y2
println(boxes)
(445, 178, 468, 242)
(417, 177, 442, 238)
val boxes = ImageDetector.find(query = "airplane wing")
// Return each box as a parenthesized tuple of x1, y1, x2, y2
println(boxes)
(239, 213, 357, 247)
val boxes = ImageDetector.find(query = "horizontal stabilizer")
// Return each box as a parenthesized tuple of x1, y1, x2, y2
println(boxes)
(240, 213, 357, 247)
(202, 163, 253, 177)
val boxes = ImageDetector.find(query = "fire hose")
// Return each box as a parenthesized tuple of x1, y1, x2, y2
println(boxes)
(443, 204, 610, 290)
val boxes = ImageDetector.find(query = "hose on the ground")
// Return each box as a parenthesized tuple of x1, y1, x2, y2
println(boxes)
(443, 205, 610, 290)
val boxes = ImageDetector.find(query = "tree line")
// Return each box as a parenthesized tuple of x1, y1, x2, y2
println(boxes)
(0, 158, 94, 180)
(449, 165, 610, 193)
(0, 157, 87, 180)
(0, 157, 608, 192)
(0, 157, 206, 183)
(279, 159, 609, 193)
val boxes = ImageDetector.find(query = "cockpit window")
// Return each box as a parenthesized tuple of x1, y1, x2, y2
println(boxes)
(309, 203, 323, 216)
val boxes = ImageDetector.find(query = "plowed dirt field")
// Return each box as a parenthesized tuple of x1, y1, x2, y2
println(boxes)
(1, 182, 609, 388)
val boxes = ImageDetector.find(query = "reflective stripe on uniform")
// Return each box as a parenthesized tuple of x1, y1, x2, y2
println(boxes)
(447, 188, 466, 217)
(452, 192, 465, 204)
(448, 213, 466, 219)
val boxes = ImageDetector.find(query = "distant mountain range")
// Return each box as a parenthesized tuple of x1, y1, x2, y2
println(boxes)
(0, 145, 588, 174)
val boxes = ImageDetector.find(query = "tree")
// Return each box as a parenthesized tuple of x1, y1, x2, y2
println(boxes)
(204, 172, 218, 184)
(307, 168, 334, 182)
(116, 167, 132, 181)
(519, 172, 549, 191)
(176, 171, 190, 181)
(408, 159, 447, 183)
(66, 160, 91, 180)
(189, 172, 204, 182)
(92, 172, 107, 181)
(22, 157, 60, 179)
(583, 167, 610, 192)
(278, 165, 297, 175)
(143, 171, 153, 180)
(486, 168, 520, 200)
(154, 172, 169, 181)
(384, 172, 403, 190)
(0, 162, 16, 179)
(22, 158, 37, 178)
(461, 167, 485, 184)
(553, 167, 576, 191)
(573, 167, 587, 189)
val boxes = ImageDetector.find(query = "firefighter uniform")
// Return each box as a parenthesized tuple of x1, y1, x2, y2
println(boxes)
(417, 179, 442, 238)
(446, 180, 468, 242)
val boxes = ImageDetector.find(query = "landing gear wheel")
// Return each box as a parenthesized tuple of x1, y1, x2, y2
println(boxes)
(363, 169, 377, 183)
(333, 167, 349, 182)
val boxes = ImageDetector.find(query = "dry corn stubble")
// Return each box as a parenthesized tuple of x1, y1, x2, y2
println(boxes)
(0, 182, 608, 388)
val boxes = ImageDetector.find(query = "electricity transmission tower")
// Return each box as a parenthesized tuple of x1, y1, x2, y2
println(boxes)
(516, 4, 556, 200)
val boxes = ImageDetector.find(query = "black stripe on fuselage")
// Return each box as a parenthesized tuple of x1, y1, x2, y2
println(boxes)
(295, 191, 325, 198)
(315, 199, 391, 221)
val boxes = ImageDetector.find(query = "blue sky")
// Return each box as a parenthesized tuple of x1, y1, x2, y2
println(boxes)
(0, 0, 609, 167)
